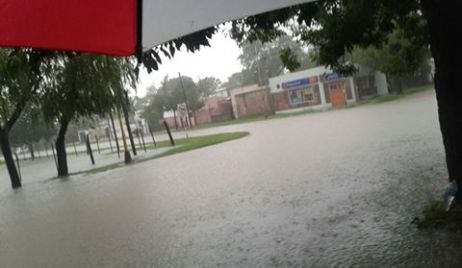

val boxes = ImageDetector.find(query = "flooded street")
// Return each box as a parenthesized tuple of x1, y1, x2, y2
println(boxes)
(1, 91, 460, 267)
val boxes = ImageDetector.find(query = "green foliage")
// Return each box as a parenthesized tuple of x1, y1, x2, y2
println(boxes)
(224, 36, 315, 88)
(139, 27, 217, 73)
(230, 0, 425, 75)
(142, 75, 205, 129)
(41, 54, 136, 124)
(10, 107, 56, 146)
(353, 27, 431, 78)
(222, 71, 258, 89)
(0, 49, 45, 130)
(279, 47, 301, 72)
(196, 77, 221, 97)
(141, 102, 163, 130)
(413, 199, 462, 233)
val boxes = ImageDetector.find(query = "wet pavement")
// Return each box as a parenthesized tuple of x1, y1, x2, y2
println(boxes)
(1, 90, 461, 267)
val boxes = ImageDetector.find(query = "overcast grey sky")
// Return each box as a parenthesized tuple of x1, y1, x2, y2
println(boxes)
(137, 30, 243, 97)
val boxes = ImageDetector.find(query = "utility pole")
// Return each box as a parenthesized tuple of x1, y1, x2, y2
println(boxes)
(123, 91, 137, 156)
(254, 43, 264, 86)
(178, 72, 192, 127)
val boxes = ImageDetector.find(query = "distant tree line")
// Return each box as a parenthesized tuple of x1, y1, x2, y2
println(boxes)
(141, 75, 220, 131)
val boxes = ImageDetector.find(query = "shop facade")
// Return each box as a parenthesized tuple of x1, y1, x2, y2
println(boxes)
(269, 66, 388, 113)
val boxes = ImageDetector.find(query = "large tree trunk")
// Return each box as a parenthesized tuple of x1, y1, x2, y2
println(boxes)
(28, 143, 35, 160)
(397, 78, 404, 95)
(55, 119, 69, 177)
(0, 128, 21, 188)
(109, 112, 120, 158)
(122, 103, 137, 156)
(421, 0, 462, 201)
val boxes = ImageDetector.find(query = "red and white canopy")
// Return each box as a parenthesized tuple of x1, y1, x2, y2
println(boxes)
(0, 0, 315, 56)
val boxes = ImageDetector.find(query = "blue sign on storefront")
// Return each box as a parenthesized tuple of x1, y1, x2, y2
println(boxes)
(282, 76, 318, 90)
(323, 72, 342, 81)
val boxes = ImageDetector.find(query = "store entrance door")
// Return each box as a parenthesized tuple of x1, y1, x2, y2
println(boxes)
(329, 82, 347, 108)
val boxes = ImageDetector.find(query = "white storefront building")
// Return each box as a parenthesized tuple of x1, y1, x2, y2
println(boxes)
(268, 66, 388, 113)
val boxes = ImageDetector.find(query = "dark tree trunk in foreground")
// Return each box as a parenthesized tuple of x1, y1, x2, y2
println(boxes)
(395, 77, 404, 95)
(55, 119, 69, 177)
(149, 125, 157, 147)
(109, 113, 120, 158)
(422, 0, 462, 201)
(122, 103, 137, 156)
(0, 128, 21, 188)
(28, 143, 35, 160)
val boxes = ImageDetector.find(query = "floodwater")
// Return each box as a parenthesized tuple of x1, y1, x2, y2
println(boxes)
(1, 90, 461, 267)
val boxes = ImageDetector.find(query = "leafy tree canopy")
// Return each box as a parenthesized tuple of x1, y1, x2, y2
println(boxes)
(10, 107, 56, 146)
(41, 54, 136, 124)
(230, 0, 426, 75)
(352, 27, 431, 78)
(196, 77, 221, 98)
(0, 49, 47, 130)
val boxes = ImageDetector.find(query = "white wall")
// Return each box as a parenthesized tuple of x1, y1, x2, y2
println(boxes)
(269, 66, 328, 93)
(229, 84, 264, 119)
(374, 72, 389, 95)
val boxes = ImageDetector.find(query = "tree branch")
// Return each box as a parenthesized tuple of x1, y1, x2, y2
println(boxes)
(6, 101, 25, 130)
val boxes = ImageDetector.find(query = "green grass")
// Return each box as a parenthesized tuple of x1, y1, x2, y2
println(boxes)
(156, 132, 248, 156)
(64, 131, 249, 176)
(364, 84, 434, 105)
(403, 84, 434, 94)
(413, 199, 462, 232)
(192, 115, 275, 130)
(368, 94, 406, 104)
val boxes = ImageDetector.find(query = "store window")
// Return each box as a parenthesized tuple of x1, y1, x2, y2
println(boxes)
(288, 85, 320, 105)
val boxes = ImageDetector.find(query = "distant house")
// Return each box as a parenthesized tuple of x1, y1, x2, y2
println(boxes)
(163, 96, 233, 128)
(210, 87, 229, 98)
(230, 84, 272, 119)
(194, 96, 233, 124)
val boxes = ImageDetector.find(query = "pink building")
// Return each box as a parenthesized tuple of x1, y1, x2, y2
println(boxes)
(194, 96, 233, 125)
(163, 96, 233, 128)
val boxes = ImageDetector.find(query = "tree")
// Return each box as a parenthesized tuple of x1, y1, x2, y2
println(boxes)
(42, 54, 135, 176)
(142, 75, 204, 129)
(0, 49, 45, 188)
(196, 77, 221, 97)
(141, 99, 164, 131)
(352, 26, 431, 93)
(239, 36, 315, 84)
(228, 0, 462, 203)
(222, 36, 315, 89)
(222, 70, 258, 89)
(10, 108, 56, 160)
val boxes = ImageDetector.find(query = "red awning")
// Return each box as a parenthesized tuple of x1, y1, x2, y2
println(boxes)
(0, 0, 137, 56)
